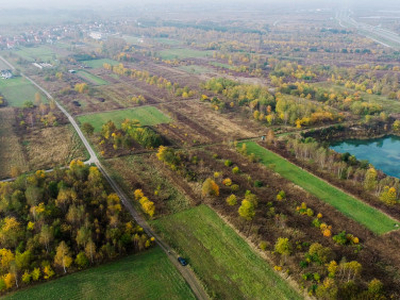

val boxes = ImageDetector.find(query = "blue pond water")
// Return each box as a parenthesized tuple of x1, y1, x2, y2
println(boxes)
(330, 135, 400, 178)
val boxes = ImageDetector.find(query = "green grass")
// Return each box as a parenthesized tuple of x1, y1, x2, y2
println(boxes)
(243, 141, 398, 235)
(5, 247, 195, 300)
(177, 65, 212, 74)
(154, 38, 181, 45)
(77, 70, 109, 85)
(151, 205, 301, 299)
(82, 59, 119, 69)
(0, 76, 45, 107)
(209, 61, 234, 70)
(14, 46, 58, 62)
(159, 48, 213, 60)
(77, 106, 172, 132)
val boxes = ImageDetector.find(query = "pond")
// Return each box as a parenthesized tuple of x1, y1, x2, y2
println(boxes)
(330, 135, 400, 178)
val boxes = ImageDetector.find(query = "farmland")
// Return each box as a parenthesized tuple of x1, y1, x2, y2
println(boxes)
(23, 125, 88, 171)
(82, 59, 119, 68)
(158, 48, 213, 60)
(77, 70, 109, 85)
(242, 141, 397, 235)
(0, 108, 28, 178)
(151, 205, 301, 300)
(5, 247, 195, 300)
(13, 46, 58, 62)
(77, 106, 172, 132)
(2, 1, 400, 298)
(0, 77, 44, 107)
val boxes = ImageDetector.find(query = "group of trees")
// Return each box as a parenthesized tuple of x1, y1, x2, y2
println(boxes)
(331, 68, 400, 100)
(204, 77, 339, 127)
(99, 119, 163, 153)
(19, 93, 60, 129)
(0, 161, 152, 292)
(104, 63, 196, 99)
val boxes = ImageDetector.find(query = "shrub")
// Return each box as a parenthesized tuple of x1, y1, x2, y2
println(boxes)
(224, 159, 233, 167)
(232, 166, 240, 174)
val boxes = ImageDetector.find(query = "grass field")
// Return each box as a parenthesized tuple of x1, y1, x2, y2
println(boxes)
(209, 61, 234, 70)
(24, 125, 88, 170)
(151, 205, 301, 299)
(159, 48, 213, 60)
(82, 59, 119, 68)
(243, 141, 398, 235)
(177, 65, 213, 75)
(14, 46, 58, 62)
(0, 108, 28, 178)
(77, 106, 172, 132)
(106, 155, 191, 215)
(154, 37, 181, 45)
(0, 76, 44, 107)
(5, 247, 195, 300)
(77, 70, 109, 85)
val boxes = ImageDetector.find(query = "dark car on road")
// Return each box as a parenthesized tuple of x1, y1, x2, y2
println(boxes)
(177, 257, 188, 266)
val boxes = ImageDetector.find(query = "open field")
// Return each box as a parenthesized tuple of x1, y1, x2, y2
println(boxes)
(23, 124, 88, 170)
(106, 155, 192, 215)
(151, 205, 301, 300)
(243, 141, 398, 235)
(154, 37, 181, 45)
(0, 108, 28, 178)
(158, 48, 213, 60)
(77, 106, 172, 132)
(77, 70, 109, 85)
(82, 58, 119, 68)
(14, 46, 58, 62)
(5, 247, 195, 300)
(0, 77, 44, 107)
(177, 65, 213, 75)
(209, 61, 234, 70)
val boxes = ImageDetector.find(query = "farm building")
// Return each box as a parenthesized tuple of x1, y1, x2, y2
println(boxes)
(1, 69, 12, 79)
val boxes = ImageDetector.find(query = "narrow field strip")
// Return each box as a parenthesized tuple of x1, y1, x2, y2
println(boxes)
(5, 247, 195, 300)
(243, 141, 398, 235)
(77, 106, 172, 132)
(77, 70, 109, 85)
(151, 205, 301, 299)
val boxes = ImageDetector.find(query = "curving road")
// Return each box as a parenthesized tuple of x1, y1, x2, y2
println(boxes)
(0, 56, 208, 300)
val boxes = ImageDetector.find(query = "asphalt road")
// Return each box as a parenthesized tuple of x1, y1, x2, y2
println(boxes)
(0, 55, 209, 300)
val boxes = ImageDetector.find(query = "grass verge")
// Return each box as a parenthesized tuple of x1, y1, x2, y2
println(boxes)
(243, 141, 398, 235)
(151, 205, 301, 299)
(5, 247, 195, 300)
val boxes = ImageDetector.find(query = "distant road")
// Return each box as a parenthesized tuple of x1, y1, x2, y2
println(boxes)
(336, 9, 400, 49)
(0, 55, 209, 300)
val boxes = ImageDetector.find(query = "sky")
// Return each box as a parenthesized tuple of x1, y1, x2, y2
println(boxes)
(0, 0, 398, 11)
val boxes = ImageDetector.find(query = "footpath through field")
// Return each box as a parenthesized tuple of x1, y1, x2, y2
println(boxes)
(0, 55, 209, 300)
(243, 141, 399, 235)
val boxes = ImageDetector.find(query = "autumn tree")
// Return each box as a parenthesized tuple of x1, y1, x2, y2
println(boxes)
(226, 194, 237, 206)
(364, 167, 377, 191)
(202, 178, 220, 197)
(39, 225, 53, 253)
(54, 241, 73, 273)
(0, 217, 23, 248)
(274, 237, 292, 263)
(82, 122, 95, 136)
(85, 239, 96, 264)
